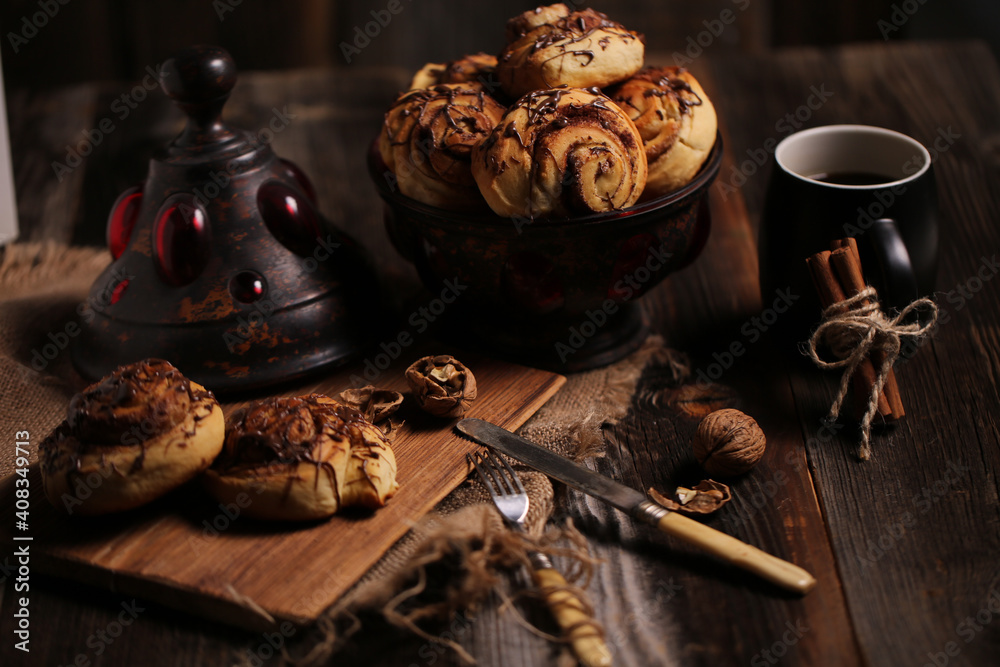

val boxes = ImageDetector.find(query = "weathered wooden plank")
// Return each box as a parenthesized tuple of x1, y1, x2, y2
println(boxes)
(709, 41, 1000, 666)
(3, 41, 1000, 667)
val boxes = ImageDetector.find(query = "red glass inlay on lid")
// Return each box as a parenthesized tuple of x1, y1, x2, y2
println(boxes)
(153, 195, 211, 286)
(258, 181, 321, 257)
(279, 158, 317, 202)
(110, 279, 129, 305)
(229, 271, 266, 303)
(106, 185, 143, 260)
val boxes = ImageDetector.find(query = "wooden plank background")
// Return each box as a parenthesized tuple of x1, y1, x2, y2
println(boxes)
(1, 39, 1000, 667)
(0, 0, 960, 89)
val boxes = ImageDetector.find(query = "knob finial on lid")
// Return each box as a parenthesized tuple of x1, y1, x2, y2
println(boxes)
(159, 45, 238, 147)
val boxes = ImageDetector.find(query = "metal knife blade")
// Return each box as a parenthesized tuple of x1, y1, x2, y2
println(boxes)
(457, 418, 653, 518)
(457, 418, 818, 595)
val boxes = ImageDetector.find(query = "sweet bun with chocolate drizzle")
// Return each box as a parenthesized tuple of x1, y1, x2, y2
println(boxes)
(203, 394, 399, 521)
(497, 4, 644, 99)
(606, 66, 718, 198)
(409, 52, 499, 90)
(379, 82, 507, 210)
(39, 359, 225, 516)
(472, 86, 647, 218)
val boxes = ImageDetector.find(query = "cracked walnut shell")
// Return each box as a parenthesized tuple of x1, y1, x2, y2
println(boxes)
(405, 355, 477, 418)
(692, 408, 766, 477)
(336, 385, 404, 425)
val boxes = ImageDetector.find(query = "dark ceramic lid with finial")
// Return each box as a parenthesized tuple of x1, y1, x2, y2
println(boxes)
(73, 45, 380, 394)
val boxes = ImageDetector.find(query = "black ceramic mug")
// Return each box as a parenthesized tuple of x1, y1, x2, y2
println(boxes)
(759, 124, 939, 336)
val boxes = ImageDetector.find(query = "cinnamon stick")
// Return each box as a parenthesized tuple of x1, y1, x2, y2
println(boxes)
(829, 237, 859, 266)
(806, 250, 893, 419)
(829, 243, 905, 421)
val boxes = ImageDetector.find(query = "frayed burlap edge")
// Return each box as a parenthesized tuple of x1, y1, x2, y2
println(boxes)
(0, 242, 109, 298)
(0, 243, 110, 475)
(288, 338, 691, 666)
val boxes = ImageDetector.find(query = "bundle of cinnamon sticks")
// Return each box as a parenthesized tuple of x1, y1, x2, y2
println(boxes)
(806, 238, 904, 422)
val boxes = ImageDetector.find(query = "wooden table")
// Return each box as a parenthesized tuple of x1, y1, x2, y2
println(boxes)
(3, 40, 1000, 666)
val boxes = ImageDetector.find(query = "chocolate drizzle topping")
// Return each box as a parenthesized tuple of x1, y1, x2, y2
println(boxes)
(383, 83, 505, 186)
(66, 359, 210, 435)
(626, 67, 704, 115)
(217, 395, 369, 467)
(440, 53, 497, 85)
(475, 87, 643, 217)
(500, 5, 642, 89)
(527, 8, 636, 57)
(40, 358, 217, 486)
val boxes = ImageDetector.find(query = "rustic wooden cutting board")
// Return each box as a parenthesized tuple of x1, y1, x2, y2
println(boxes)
(0, 352, 564, 631)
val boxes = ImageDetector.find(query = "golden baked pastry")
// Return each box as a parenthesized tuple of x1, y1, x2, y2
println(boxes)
(39, 359, 224, 516)
(497, 4, 644, 99)
(203, 394, 399, 521)
(606, 66, 717, 198)
(409, 52, 498, 90)
(379, 82, 507, 210)
(504, 3, 572, 43)
(472, 87, 648, 218)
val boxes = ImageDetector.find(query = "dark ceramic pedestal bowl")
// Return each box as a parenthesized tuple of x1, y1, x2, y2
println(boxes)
(368, 133, 722, 371)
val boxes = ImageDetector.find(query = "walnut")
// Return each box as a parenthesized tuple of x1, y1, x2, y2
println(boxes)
(405, 355, 477, 418)
(692, 408, 766, 477)
(336, 386, 403, 425)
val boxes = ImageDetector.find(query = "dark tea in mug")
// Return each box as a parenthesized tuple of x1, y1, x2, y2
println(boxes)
(759, 124, 939, 338)
(807, 171, 894, 186)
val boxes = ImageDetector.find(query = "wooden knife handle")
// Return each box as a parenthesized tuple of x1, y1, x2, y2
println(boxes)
(532, 567, 613, 667)
(656, 512, 817, 595)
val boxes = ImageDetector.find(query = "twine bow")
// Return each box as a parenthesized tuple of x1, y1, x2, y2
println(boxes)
(805, 287, 938, 459)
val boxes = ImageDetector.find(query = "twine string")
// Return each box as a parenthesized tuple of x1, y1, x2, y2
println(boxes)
(805, 287, 938, 459)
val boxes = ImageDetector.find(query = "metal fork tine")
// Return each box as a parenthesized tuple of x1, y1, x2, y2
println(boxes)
(479, 448, 510, 495)
(471, 451, 507, 500)
(468, 452, 499, 502)
(474, 450, 507, 498)
(492, 448, 526, 496)
(483, 448, 513, 494)
(470, 448, 529, 526)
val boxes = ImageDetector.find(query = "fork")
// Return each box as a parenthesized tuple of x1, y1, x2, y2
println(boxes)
(469, 448, 613, 667)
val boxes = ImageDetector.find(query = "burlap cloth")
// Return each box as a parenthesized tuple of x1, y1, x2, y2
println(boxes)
(0, 243, 690, 665)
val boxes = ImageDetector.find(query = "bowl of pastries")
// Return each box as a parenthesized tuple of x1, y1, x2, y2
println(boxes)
(368, 3, 722, 370)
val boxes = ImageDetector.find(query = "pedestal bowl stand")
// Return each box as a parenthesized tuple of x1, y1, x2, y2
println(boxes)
(369, 134, 722, 371)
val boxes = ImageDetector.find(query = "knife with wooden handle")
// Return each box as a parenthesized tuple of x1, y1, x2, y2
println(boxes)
(457, 418, 816, 595)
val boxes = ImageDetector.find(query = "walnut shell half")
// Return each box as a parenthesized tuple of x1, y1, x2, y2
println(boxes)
(405, 355, 478, 418)
(337, 385, 404, 425)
